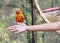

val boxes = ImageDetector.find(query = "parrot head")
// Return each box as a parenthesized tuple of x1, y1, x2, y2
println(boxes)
(16, 10, 22, 14)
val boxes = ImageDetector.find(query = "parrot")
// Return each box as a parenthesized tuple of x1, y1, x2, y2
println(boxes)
(15, 10, 24, 24)
(15, 10, 27, 32)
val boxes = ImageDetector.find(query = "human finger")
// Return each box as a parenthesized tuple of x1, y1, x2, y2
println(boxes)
(7, 25, 16, 31)
(9, 29, 18, 32)
(14, 31, 21, 34)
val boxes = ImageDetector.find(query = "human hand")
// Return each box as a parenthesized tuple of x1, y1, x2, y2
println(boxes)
(8, 23, 28, 34)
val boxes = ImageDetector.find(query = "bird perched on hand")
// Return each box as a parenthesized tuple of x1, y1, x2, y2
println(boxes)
(15, 10, 24, 24)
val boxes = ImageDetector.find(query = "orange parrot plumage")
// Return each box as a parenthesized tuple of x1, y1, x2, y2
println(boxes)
(16, 10, 24, 23)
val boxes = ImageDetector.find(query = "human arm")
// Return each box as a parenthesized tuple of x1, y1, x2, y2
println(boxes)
(8, 21, 60, 34)
(28, 21, 60, 31)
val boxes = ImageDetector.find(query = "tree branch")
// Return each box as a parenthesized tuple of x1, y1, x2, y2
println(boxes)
(34, 0, 50, 23)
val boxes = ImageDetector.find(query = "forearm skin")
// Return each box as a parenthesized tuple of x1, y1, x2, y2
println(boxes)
(28, 21, 60, 31)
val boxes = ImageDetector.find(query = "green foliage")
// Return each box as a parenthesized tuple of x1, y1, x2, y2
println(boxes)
(0, 28, 10, 42)
(0, 0, 60, 43)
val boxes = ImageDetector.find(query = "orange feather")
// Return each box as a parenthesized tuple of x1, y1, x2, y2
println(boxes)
(16, 10, 24, 23)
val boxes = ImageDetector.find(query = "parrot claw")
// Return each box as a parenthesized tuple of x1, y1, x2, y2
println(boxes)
(16, 22, 24, 25)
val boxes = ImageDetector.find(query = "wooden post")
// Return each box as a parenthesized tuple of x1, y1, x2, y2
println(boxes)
(31, 0, 37, 43)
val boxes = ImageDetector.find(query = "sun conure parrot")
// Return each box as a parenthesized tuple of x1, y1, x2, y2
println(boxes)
(15, 10, 24, 24)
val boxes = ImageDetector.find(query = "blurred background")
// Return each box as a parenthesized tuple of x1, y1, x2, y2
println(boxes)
(0, 0, 60, 43)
